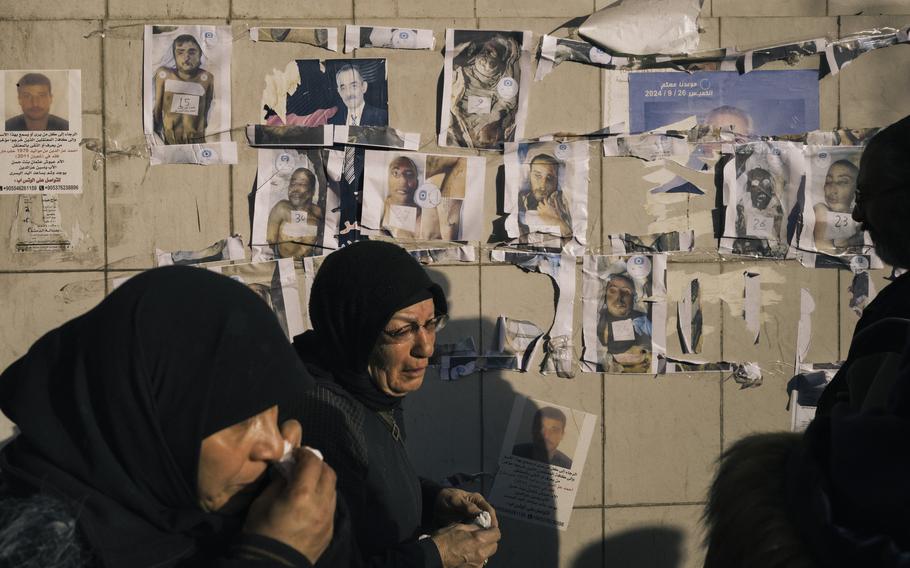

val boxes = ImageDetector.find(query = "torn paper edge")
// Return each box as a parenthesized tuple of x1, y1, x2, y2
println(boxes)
(743, 271, 761, 344)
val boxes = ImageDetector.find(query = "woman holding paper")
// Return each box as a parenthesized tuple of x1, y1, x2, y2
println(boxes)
(0, 267, 347, 567)
(293, 241, 500, 568)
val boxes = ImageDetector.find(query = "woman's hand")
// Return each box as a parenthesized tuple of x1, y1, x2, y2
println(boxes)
(431, 523, 501, 568)
(434, 488, 499, 528)
(243, 446, 337, 564)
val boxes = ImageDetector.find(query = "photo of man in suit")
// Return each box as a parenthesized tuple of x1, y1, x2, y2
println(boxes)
(329, 63, 388, 127)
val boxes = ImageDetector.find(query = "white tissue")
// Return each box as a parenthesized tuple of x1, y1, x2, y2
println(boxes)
(273, 441, 324, 479)
(474, 511, 492, 529)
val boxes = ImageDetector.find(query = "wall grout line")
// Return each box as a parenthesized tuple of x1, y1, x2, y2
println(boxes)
(102, 0, 109, 295)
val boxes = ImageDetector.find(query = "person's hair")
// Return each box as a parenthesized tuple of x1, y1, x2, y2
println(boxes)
(858, 115, 910, 267)
(171, 34, 202, 59)
(747, 167, 772, 182)
(530, 153, 560, 169)
(335, 63, 364, 83)
(704, 432, 816, 567)
(290, 167, 316, 188)
(827, 159, 859, 178)
(606, 272, 634, 290)
(532, 406, 567, 432)
(16, 72, 52, 94)
(705, 105, 753, 133)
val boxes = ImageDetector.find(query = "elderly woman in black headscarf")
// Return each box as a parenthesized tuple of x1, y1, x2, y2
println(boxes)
(293, 241, 500, 568)
(0, 266, 345, 568)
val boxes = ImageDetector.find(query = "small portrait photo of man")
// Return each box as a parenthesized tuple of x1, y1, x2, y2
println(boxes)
(5, 71, 70, 131)
(732, 166, 786, 257)
(326, 60, 388, 127)
(597, 272, 654, 373)
(266, 167, 325, 259)
(512, 406, 575, 469)
(379, 154, 464, 240)
(518, 153, 572, 237)
(152, 32, 214, 145)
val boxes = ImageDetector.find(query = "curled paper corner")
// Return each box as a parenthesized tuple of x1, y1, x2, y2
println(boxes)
(731, 362, 762, 389)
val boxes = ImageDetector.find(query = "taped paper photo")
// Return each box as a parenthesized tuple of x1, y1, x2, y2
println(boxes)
(825, 29, 907, 74)
(143, 26, 235, 165)
(536, 36, 616, 80)
(742, 39, 825, 73)
(796, 146, 872, 258)
(251, 149, 337, 262)
(407, 243, 476, 264)
(848, 270, 876, 317)
(504, 140, 589, 245)
(806, 127, 879, 146)
(581, 254, 667, 374)
(345, 25, 435, 52)
(209, 258, 304, 339)
(789, 364, 837, 432)
(609, 230, 694, 254)
(440, 29, 532, 149)
(156, 235, 244, 266)
(361, 150, 485, 242)
(627, 70, 820, 137)
(720, 142, 804, 258)
(263, 58, 388, 129)
(250, 27, 338, 51)
(333, 125, 419, 150)
(246, 124, 333, 147)
(1, 69, 83, 194)
(489, 396, 596, 530)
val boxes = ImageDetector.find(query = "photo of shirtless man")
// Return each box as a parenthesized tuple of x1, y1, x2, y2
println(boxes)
(152, 34, 213, 145)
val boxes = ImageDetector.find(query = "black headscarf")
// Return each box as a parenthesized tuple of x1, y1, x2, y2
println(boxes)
(0, 266, 313, 568)
(293, 241, 446, 411)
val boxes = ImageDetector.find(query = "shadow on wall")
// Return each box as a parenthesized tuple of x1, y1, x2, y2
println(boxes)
(574, 526, 685, 568)
(403, 268, 559, 568)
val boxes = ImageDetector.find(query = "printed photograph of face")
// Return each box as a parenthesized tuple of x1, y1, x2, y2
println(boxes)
(511, 404, 578, 470)
(150, 29, 215, 145)
(518, 153, 572, 237)
(253, 149, 331, 262)
(808, 151, 865, 256)
(732, 166, 787, 257)
(268, 59, 388, 128)
(5, 71, 70, 132)
(446, 30, 525, 149)
(594, 258, 655, 374)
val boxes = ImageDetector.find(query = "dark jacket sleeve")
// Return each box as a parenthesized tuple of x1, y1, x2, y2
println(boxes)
(419, 478, 443, 529)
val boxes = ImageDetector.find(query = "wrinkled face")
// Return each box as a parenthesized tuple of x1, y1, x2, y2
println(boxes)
(388, 158, 418, 206)
(336, 68, 367, 111)
(174, 40, 202, 74)
(605, 276, 634, 319)
(368, 298, 435, 397)
(197, 405, 284, 514)
(533, 416, 565, 455)
(529, 163, 558, 202)
(288, 171, 315, 209)
(747, 171, 774, 209)
(18, 84, 52, 122)
(824, 163, 857, 212)
(475, 39, 506, 79)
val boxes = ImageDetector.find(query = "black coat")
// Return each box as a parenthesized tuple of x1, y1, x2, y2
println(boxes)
(295, 371, 444, 568)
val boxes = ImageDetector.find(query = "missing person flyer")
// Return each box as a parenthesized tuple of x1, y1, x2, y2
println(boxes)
(0, 69, 82, 194)
(489, 395, 596, 530)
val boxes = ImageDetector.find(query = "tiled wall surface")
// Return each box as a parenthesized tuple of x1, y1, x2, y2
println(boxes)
(1, 1, 909, 566)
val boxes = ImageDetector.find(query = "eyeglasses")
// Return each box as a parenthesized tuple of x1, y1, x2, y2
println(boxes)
(382, 313, 449, 343)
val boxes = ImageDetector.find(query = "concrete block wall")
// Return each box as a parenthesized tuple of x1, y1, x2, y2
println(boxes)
(1, 1, 909, 566)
